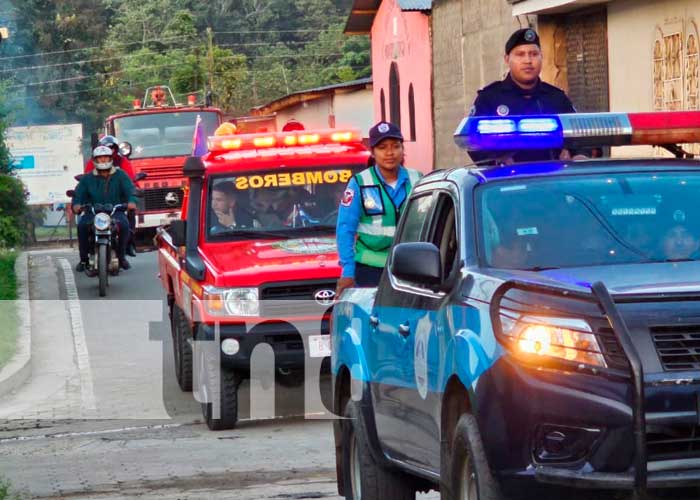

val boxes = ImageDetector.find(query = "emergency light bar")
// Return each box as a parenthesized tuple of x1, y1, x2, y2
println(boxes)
(454, 111, 700, 151)
(207, 128, 362, 154)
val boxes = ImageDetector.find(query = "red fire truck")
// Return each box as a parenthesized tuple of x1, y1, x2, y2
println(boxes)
(103, 86, 223, 236)
(155, 125, 370, 430)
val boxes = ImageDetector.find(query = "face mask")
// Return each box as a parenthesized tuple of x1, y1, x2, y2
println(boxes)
(95, 160, 113, 171)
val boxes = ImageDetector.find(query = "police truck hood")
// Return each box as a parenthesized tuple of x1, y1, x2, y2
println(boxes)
(486, 260, 700, 296)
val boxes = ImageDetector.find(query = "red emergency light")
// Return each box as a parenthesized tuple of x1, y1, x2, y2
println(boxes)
(455, 111, 700, 152)
(207, 128, 362, 154)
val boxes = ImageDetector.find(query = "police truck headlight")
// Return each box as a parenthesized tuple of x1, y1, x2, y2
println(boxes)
(94, 213, 111, 231)
(203, 287, 259, 317)
(498, 313, 606, 368)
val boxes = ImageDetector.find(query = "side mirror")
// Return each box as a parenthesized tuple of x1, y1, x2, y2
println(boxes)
(134, 172, 147, 182)
(119, 141, 133, 158)
(169, 219, 187, 247)
(390, 242, 442, 287)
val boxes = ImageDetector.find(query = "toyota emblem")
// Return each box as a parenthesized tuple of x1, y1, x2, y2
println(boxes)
(165, 191, 180, 207)
(314, 289, 336, 306)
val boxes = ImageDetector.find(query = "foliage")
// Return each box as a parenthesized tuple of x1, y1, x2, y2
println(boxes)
(0, 82, 11, 175)
(1, 0, 368, 127)
(0, 175, 28, 248)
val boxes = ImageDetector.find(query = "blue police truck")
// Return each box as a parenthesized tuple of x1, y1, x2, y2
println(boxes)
(331, 111, 700, 500)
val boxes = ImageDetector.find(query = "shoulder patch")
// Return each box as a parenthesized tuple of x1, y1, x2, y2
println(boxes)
(341, 188, 354, 207)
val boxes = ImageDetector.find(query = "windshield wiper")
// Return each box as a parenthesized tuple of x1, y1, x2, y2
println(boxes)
(210, 229, 295, 239)
(519, 266, 561, 271)
(563, 192, 651, 260)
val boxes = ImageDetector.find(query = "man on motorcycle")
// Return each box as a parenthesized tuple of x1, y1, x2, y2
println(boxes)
(73, 146, 137, 272)
(84, 135, 138, 256)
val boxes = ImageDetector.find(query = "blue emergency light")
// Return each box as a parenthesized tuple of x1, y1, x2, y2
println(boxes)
(455, 115, 564, 151)
(454, 111, 700, 154)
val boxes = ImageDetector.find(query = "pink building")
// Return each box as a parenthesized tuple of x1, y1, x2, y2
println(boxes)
(346, 0, 434, 172)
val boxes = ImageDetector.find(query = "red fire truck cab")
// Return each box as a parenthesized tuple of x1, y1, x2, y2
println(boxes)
(155, 126, 370, 430)
(103, 86, 223, 236)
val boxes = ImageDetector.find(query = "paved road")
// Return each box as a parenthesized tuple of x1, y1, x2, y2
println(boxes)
(0, 248, 438, 499)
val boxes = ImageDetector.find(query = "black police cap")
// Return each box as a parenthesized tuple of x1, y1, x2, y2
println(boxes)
(505, 28, 540, 54)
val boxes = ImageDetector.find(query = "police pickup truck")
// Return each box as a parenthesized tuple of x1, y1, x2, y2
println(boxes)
(331, 112, 700, 499)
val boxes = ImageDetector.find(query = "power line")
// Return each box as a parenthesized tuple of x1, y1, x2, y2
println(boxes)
(0, 28, 344, 62)
(0, 33, 200, 62)
(7, 52, 351, 89)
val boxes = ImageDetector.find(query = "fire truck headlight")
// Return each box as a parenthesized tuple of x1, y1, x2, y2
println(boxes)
(203, 287, 259, 317)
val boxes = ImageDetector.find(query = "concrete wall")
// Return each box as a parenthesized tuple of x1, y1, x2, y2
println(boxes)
(607, 0, 700, 156)
(371, 0, 434, 172)
(431, 0, 519, 168)
(274, 97, 333, 130)
(333, 88, 375, 133)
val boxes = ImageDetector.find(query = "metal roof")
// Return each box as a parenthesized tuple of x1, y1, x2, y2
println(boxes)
(251, 78, 372, 115)
(345, 0, 431, 34)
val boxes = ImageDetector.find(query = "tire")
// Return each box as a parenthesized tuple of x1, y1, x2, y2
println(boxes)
(198, 346, 240, 431)
(442, 414, 501, 500)
(172, 306, 193, 392)
(98, 244, 108, 297)
(341, 399, 415, 500)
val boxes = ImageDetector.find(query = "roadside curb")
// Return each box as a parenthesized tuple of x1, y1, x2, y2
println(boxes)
(0, 252, 32, 398)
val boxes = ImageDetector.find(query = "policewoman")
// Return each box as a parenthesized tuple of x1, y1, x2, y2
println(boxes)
(335, 121, 422, 296)
(469, 28, 577, 164)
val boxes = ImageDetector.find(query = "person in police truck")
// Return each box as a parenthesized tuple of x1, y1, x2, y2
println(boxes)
(469, 27, 578, 165)
(335, 121, 422, 297)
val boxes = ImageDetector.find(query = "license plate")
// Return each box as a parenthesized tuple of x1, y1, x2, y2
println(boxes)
(309, 335, 331, 358)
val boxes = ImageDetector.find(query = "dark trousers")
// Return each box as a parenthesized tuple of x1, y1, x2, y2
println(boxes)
(78, 212, 130, 261)
(355, 262, 384, 287)
(127, 210, 136, 245)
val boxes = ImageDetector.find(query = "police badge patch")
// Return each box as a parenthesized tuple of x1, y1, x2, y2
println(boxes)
(497, 104, 510, 116)
(378, 123, 390, 133)
(524, 29, 536, 42)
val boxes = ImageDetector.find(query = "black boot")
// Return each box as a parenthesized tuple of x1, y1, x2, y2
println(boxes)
(119, 257, 131, 270)
(126, 243, 137, 257)
(75, 260, 87, 272)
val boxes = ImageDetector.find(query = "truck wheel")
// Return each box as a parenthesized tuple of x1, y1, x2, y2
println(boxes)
(198, 346, 240, 431)
(172, 306, 192, 392)
(341, 399, 415, 500)
(98, 244, 108, 297)
(442, 414, 501, 500)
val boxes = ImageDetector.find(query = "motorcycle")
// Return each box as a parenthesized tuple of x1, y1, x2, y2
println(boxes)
(80, 203, 127, 297)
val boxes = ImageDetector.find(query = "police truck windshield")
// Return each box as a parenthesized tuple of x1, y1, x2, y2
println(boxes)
(477, 170, 700, 270)
(207, 167, 362, 240)
(113, 111, 220, 159)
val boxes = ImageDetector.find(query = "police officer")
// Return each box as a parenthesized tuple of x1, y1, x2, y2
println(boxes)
(335, 122, 422, 297)
(469, 28, 577, 164)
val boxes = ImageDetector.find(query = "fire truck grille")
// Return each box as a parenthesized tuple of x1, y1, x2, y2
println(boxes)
(647, 424, 700, 462)
(259, 280, 337, 317)
(651, 325, 700, 371)
(144, 187, 184, 212)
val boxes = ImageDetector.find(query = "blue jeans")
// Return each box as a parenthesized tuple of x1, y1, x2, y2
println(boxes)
(78, 211, 130, 261)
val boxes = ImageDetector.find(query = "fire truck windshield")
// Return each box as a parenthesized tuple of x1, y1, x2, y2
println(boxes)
(207, 166, 362, 240)
(113, 111, 220, 159)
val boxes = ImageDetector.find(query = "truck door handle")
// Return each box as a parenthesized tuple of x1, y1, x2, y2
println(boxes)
(369, 315, 379, 326)
(398, 323, 410, 337)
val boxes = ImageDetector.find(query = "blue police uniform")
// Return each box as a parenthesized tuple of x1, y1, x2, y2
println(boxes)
(468, 74, 576, 164)
(336, 165, 413, 284)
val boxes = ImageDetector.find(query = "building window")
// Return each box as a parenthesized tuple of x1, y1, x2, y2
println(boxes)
(686, 24, 699, 110)
(653, 31, 664, 111)
(408, 84, 416, 141)
(664, 30, 683, 110)
(389, 62, 401, 129)
(380, 89, 386, 122)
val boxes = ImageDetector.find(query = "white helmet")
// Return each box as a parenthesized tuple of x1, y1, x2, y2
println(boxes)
(92, 145, 113, 170)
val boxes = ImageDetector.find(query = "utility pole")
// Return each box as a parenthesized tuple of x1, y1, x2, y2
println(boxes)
(206, 27, 214, 95)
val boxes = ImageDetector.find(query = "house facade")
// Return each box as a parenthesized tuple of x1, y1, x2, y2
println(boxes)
(346, 0, 434, 172)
